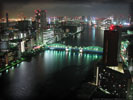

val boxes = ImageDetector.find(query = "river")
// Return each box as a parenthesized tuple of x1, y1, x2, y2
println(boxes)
(0, 25, 104, 100)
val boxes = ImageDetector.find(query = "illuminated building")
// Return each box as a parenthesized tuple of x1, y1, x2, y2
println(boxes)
(43, 29, 55, 44)
(127, 42, 133, 62)
(0, 41, 18, 67)
(95, 29, 133, 99)
(96, 64, 130, 98)
(0, 41, 9, 52)
(0, 52, 8, 68)
(34, 9, 47, 30)
(34, 9, 47, 45)
(121, 33, 133, 100)
(40, 10, 47, 29)
(20, 41, 25, 53)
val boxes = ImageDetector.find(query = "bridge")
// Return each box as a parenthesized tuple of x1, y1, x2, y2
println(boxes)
(45, 43, 103, 55)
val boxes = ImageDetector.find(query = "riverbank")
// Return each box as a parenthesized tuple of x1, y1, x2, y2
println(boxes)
(0, 45, 45, 73)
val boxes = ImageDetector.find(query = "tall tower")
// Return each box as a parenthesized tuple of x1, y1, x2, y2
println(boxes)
(34, 9, 47, 45)
(34, 9, 47, 30)
(40, 10, 47, 30)
(35, 9, 41, 29)
(103, 30, 120, 66)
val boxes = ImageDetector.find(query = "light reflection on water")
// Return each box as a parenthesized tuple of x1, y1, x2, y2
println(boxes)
(3, 50, 102, 99)
(0, 25, 104, 99)
(62, 25, 104, 47)
(42, 50, 102, 75)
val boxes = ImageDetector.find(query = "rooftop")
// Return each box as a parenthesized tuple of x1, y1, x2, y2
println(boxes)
(107, 63, 124, 74)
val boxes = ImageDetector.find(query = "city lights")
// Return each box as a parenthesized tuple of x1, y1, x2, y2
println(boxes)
(45, 43, 103, 54)
(0, 2, 133, 100)
(21, 41, 25, 52)
(109, 24, 115, 31)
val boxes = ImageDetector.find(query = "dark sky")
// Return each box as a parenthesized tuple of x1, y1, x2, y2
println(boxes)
(1, 0, 133, 18)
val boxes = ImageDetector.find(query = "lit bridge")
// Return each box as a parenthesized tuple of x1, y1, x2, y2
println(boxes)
(45, 43, 103, 55)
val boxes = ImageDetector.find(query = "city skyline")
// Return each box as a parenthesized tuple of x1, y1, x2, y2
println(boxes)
(1, 0, 132, 18)
(0, 1, 133, 99)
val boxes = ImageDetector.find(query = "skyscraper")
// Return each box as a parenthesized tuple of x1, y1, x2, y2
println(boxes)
(34, 9, 47, 30)
(40, 10, 47, 30)
(34, 9, 47, 45)
(103, 30, 120, 66)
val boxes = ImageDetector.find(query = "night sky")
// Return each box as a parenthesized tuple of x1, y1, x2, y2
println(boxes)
(1, 0, 133, 18)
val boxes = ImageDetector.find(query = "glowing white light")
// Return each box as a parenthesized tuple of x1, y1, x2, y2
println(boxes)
(24, 33, 26, 37)
(20, 33, 23, 38)
(12, 67, 14, 70)
(96, 67, 99, 86)
(79, 49, 83, 53)
(85, 18, 88, 22)
(14, 36, 17, 39)
(92, 20, 96, 24)
(123, 22, 130, 26)
(48, 18, 51, 24)
(21, 41, 25, 52)
(66, 48, 69, 52)
(113, 22, 117, 25)
(129, 65, 133, 73)
(6, 69, 8, 73)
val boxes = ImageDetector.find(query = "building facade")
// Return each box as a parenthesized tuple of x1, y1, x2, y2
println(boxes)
(103, 30, 120, 66)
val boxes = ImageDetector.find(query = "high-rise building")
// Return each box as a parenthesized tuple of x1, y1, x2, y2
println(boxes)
(34, 9, 47, 45)
(40, 10, 47, 29)
(103, 30, 120, 66)
(34, 10, 40, 29)
(34, 9, 47, 30)
(96, 65, 129, 98)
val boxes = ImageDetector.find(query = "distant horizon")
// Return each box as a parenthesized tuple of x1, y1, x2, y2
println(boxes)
(1, 1, 131, 18)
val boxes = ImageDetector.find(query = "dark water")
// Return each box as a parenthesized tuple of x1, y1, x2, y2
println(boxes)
(0, 25, 104, 100)
(62, 25, 104, 47)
